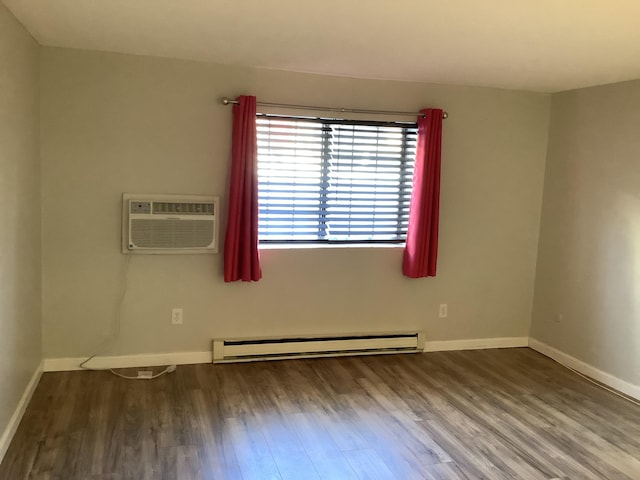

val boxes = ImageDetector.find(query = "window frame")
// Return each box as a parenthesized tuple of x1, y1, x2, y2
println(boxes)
(256, 113, 418, 246)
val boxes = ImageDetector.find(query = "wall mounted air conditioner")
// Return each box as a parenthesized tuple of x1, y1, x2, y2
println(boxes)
(122, 193, 219, 254)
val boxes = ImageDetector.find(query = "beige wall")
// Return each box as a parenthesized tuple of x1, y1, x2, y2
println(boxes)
(0, 3, 41, 444)
(532, 80, 640, 387)
(41, 47, 550, 360)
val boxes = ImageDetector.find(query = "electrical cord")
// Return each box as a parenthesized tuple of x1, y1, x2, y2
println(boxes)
(79, 255, 177, 380)
(109, 364, 177, 380)
(79, 254, 131, 371)
(563, 364, 640, 407)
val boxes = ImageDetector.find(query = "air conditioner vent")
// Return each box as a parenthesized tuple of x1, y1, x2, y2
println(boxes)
(122, 194, 219, 254)
(130, 219, 214, 249)
(153, 202, 215, 215)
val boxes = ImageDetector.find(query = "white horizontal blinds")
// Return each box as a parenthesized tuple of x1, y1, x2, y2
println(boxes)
(327, 123, 416, 241)
(257, 115, 417, 243)
(257, 117, 325, 240)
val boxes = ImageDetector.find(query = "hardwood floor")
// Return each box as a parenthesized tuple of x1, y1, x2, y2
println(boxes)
(1, 348, 639, 479)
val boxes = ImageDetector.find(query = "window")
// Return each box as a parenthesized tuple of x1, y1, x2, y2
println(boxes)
(257, 115, 418, 244)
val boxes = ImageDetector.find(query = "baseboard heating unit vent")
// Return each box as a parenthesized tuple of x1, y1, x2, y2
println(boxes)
(212, 332, 425, 363)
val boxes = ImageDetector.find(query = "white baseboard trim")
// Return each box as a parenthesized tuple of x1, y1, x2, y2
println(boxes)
(0, 361, 43, 464)
(529, 338, 640, 401)
(44, 338, 531, 371)
(44, 351, 212, 372)
(424, 336, 529, 352)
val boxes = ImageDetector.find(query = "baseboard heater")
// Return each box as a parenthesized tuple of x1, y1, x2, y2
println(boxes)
(212, 332, 425, 363)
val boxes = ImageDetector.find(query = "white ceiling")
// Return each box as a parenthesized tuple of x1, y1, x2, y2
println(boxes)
(4, 0, 640, 92)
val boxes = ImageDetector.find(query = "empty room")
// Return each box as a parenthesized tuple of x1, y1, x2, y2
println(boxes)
(1, 1, 639, 479)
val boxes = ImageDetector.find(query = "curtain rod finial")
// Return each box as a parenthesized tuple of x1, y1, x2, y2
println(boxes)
(221, 97, 231, 105)
(442, 111, 449, 119)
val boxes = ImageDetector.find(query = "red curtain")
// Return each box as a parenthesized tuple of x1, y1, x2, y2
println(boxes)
(403, 108, 443, 278)
(224, 96, 262, 282)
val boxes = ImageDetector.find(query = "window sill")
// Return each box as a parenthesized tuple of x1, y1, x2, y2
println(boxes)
(259, 243, 405, 250)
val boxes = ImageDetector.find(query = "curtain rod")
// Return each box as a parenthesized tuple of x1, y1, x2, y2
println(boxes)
(221, 97, 448, 119)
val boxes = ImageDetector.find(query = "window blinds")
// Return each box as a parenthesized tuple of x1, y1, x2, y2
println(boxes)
(257, 115, 417, 243)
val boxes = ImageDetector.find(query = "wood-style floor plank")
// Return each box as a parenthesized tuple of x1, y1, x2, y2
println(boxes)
(290, 412, 360, 480)
(1, 348, 640, 479)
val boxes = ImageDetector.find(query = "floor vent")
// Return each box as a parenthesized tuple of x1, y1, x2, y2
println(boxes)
(212, 332, 424, 363)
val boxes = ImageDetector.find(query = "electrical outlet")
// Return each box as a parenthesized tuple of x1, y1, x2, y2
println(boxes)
(555, 313, 563, 323)
(171, 308, 183, 325)
(439, 304, 448, 318)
